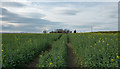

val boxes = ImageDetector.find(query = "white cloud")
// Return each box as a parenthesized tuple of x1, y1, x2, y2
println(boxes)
(1, 1, 118, 32)
(2, 21, 27, 27)
(37, 2, 118, 26)
(2, 0, 118, 2)
(0, 15, 3, 17)
(36, 25, 53, 32)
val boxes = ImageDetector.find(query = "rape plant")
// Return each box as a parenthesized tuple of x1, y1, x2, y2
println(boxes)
(37, 34, 67, 67)
(69, 33, 119, 67)
(2, 33, 61, 67)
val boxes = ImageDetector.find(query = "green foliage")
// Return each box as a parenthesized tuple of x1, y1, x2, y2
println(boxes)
(2, 33, 119, 67)
(37, 34, 67, 67)
(69, 33, 119, 67)
(2, 33, 61, 67)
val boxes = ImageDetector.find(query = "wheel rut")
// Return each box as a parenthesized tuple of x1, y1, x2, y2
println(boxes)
(26, 46, 52, 67)
(26, 34, 62, 67)
(67, 36, 77, 67)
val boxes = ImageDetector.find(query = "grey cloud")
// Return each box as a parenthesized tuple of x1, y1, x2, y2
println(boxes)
(1, 8, 61, 32)
(72, 25, 91, 28)
(0, 8, 18, 17)
(61, 10, 79, 15)
(2, 24, 43, 32)
(1, 2, 118, 32)
(2, 2, 25, 7)
(27, 13, 45, 18)
(1, 8, 60, 25)
(2, 23, 62, 33)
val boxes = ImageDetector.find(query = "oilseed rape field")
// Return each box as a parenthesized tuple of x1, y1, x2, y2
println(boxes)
(2, 33, 61, 67)
(1, 32, 119, 68)
(37, 34, 67, 67)
(69, 33, 119, 67)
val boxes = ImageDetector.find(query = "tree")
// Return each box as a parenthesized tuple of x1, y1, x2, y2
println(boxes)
(74, 30, 76, 33)
(43, 30, 47, 33)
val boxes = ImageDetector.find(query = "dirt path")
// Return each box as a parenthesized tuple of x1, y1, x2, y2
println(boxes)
(26, 46, 52, 67)
(26, 55, 40, 67)
(67, 36, 77, 67)
(26, 35, 62, 67)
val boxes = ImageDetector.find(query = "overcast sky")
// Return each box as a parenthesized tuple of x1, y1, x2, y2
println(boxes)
(0, 0, 118, 33)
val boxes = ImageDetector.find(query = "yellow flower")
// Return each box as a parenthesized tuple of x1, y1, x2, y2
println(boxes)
(117, 56, 119, 59)
(103, 40, 104, 42)
(1, 49, 3, 52)
(111, 59, 114, 61)
(50, 62, 52, 65)
(40, 55, 42, 57)
(90, 45, 92, 47)
(107, 43, 109, 46)
(99, 40, 100, 43)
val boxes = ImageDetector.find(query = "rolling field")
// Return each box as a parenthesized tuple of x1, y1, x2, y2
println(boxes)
(1, 33, 119, 68)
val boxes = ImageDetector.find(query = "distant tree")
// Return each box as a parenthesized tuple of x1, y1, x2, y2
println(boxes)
(49, 29, 72, 33)
(56, 29, 64, 33)
(74, 30, 76, 33)
(43, 30, 47, 33)
(67, 30, 70, 33)
(50, 31, 53, 33)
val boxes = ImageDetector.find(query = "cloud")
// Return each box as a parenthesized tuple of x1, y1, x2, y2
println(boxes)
(0, 8, 19, 17)
(52, 7, 80, 15)
(0, 0, 27, 2)
(1, 8, 59, 24)
(62, 10, 79, 15)
(36, 2, 117, 27)
(2, 2, 26, 7)
(1, 2, 118, 32)
(1, 8, 61, 32)
(2, 0, 117, 2)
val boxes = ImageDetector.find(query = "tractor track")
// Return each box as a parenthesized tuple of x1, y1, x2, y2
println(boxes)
(67, 36, 78, 68)
(26, 34, 62, 67)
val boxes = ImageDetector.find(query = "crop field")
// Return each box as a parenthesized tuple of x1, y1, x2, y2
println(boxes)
(69, 33, 119, 67)
(37, 34, 67, 67)
(1, 33, 119, 68)
(2, 33, 61, 67)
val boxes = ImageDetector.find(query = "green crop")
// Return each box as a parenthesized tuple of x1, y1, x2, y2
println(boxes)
(1, 33, 119, 68)
(2, 33, 61, 67)
(69, 33, 119, 67)
(37, 34, 67, 67)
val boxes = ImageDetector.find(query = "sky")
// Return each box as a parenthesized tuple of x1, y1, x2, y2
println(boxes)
(0, 0, 119, 33)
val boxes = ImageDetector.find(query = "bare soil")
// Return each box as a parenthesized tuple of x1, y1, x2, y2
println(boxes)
(26, 35, 78, 67)
(26, 46, 52, 67)
(26, 35, 62, 67)
(67, 37, 77, 67)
